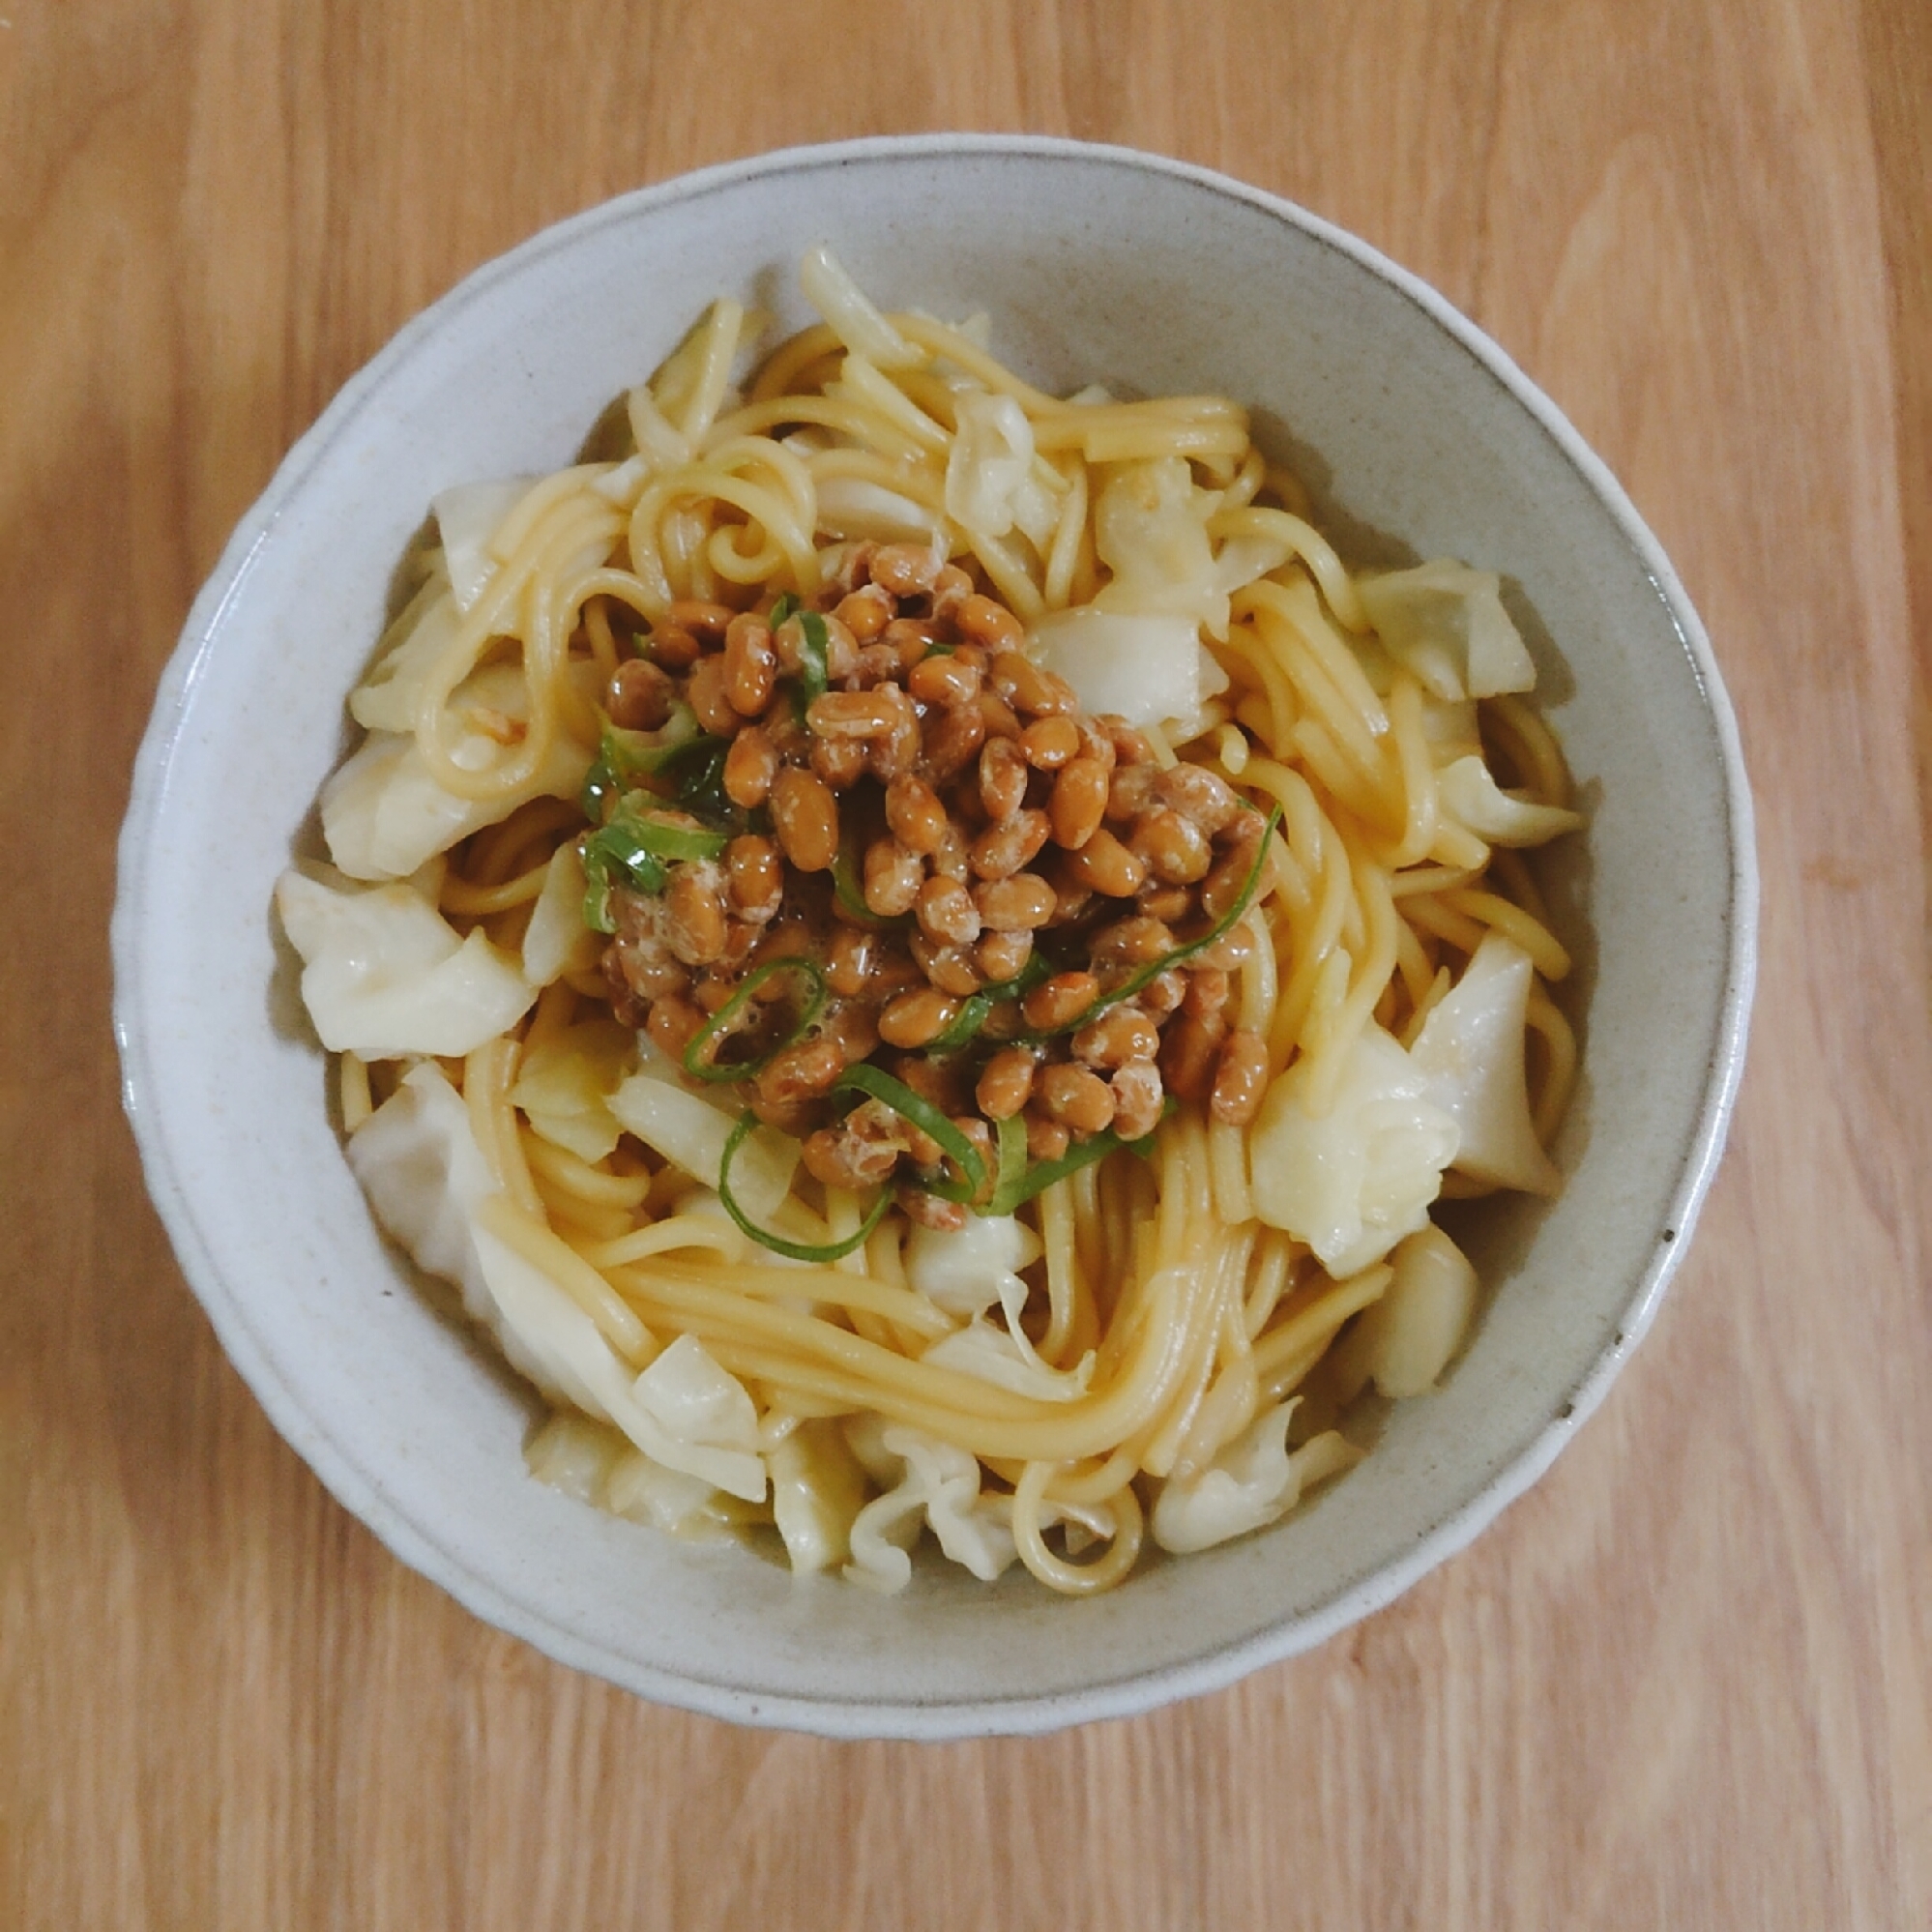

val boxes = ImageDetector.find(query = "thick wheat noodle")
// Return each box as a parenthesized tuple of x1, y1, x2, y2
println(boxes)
(802, 447, 948, 508)
(1249, 1266, 1392, 1389)
(1482, 691, 1571, 805)
(1440, 886, 1572, 981)
(831, 354, 954, 454)
(1211, 506, 1368, 631)
(1010, 1461, 1144, 1594)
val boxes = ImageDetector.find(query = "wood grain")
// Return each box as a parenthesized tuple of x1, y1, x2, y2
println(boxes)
(4, 2, 1928, 1925)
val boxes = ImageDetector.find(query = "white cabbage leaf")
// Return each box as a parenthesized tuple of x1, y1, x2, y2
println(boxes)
(842, 1424, 1019, 1593)
(1247, 1025, 1460, 1276)
(508, 1016, 635, 1162)
(602, 1450, 726, 1536)
(903, 1213, 1039, 1320)
(921, 1318, 1094, 1402)
(769, 1418, 872, 1574)
(944, 390, 1035, 539)
(524, 1410, 628, 1505)
(1357, 560, 1537, 702)
(799, 242, 922, 369)
(322, 662, 595, 881)
(521, 840, 600, 988)
(1408, 932, 1562, 1195)
(1437, 755, 1583, 847)
(346, 1064, 767, 1502)
(812, 475, 946, 544)
(276, 868, 534, 1058)
(1151, 1401, 1303, 1555)
(1025, 607, 1219, 730)
(606, 1055, 800, 1220)
(432, 476, 538, 613)
(904, 1214, 1092, 1394)
(1333, 1224, 1481, 1400)
(349, 575, 460, 735)
(1088, 456, 1281, 643)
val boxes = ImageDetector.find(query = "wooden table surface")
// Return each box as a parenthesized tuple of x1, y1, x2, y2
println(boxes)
(6, 2, 1928, 1925)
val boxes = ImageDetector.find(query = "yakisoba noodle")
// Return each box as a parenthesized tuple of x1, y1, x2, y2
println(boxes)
(277, 247, 1583, 1595)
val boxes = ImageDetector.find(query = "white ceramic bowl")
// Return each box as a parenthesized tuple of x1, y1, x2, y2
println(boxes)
(114, 136, 1755, 1738)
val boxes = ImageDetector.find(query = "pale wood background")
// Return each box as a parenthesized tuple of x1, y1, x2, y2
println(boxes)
(4, 2, 1928, 1926)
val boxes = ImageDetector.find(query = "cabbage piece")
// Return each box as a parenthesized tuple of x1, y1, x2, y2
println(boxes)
(603, 1450, 725, 1536)
(769, 1418, 872, 1574)
(905, 1215, 1090, 1394)
(525, 1410, 629, 1504)
(509, 1017, 635, 1162)
(1409, 933, 1562, 1195)
(521, 841, 600, 988)
(1357, 560, 1537, 702)
(628, 1335, 765, 1500)
(1093, 458, 1216, 615)
(322, 663, 595, 881)
(349, 579, 461, 735)
(812, 476, 946, 544)
(1151, 1401, 1302, 1555)
(1437, 755, 1583, 847)
(1247, 1026, 1460, 1276)
(903, 1213, 1039, 1321)
(799, 242, 922, 369)
(275, 868, 534, 1058)
(347, 1062, 499, 1321)
(432, 476, 537, 613)
(944, 390, 1035, 539)
(1332, 1223, 1481, 1400)
(348, 1065, 767, 1501)
(605, 1060, 800, 1220)
(842, 1424, 1019, 1593)
(1025, 607, 1211, 730)
(921, 1319, 1094, 1402)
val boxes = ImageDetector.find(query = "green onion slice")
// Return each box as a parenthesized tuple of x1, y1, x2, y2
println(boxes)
(789, 608, 832, 722)
(682, 957, 828, 1086)
(982, 1104, 1168, 1216)
(717, 1110, 890, 1262)
(579, 707, 703, 822)
(927, 949, 1057, 1054)
(831, 814, 910, 931)
(767, 592, 801, 629)
(832, 1062, 988, 1204)
(1016, 802, 1283, 1042)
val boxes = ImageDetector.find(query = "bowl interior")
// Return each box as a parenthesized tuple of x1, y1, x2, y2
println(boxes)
(116, 139, 1750, 1737)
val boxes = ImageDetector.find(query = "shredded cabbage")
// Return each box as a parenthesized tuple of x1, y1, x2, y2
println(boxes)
(275, 868, 534, 1058)
(944, 390, 1035, 539)
(1151, 1401, 1301, 1555)
(769, 1419, 871, 1574)
(1437, 755, 1583, 846)
(843, 1424, 1019, 1592)
(605, 1055, 800, 1219)
(1409, 933, 1562, 1195)
(1247, 1025, 1460, 1276)
(799, 243, 922, 369)
(322, 663, 594, 882)
(1357, 560, 1537, 701)
(1026, 607, 1210, 729)
(431, 476, 537, 613)
(347, 1065, 768, 1502)
(1331, 1224, 1481, 1400)
(521, 841, 600, 988)
(508, 1016, 635, 1162)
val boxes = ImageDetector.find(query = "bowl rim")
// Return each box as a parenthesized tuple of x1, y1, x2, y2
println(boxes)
(112, 132, 1759, 1739)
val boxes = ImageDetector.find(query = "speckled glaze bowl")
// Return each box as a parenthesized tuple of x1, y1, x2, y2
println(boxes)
(113, 136, 1756, 1738)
